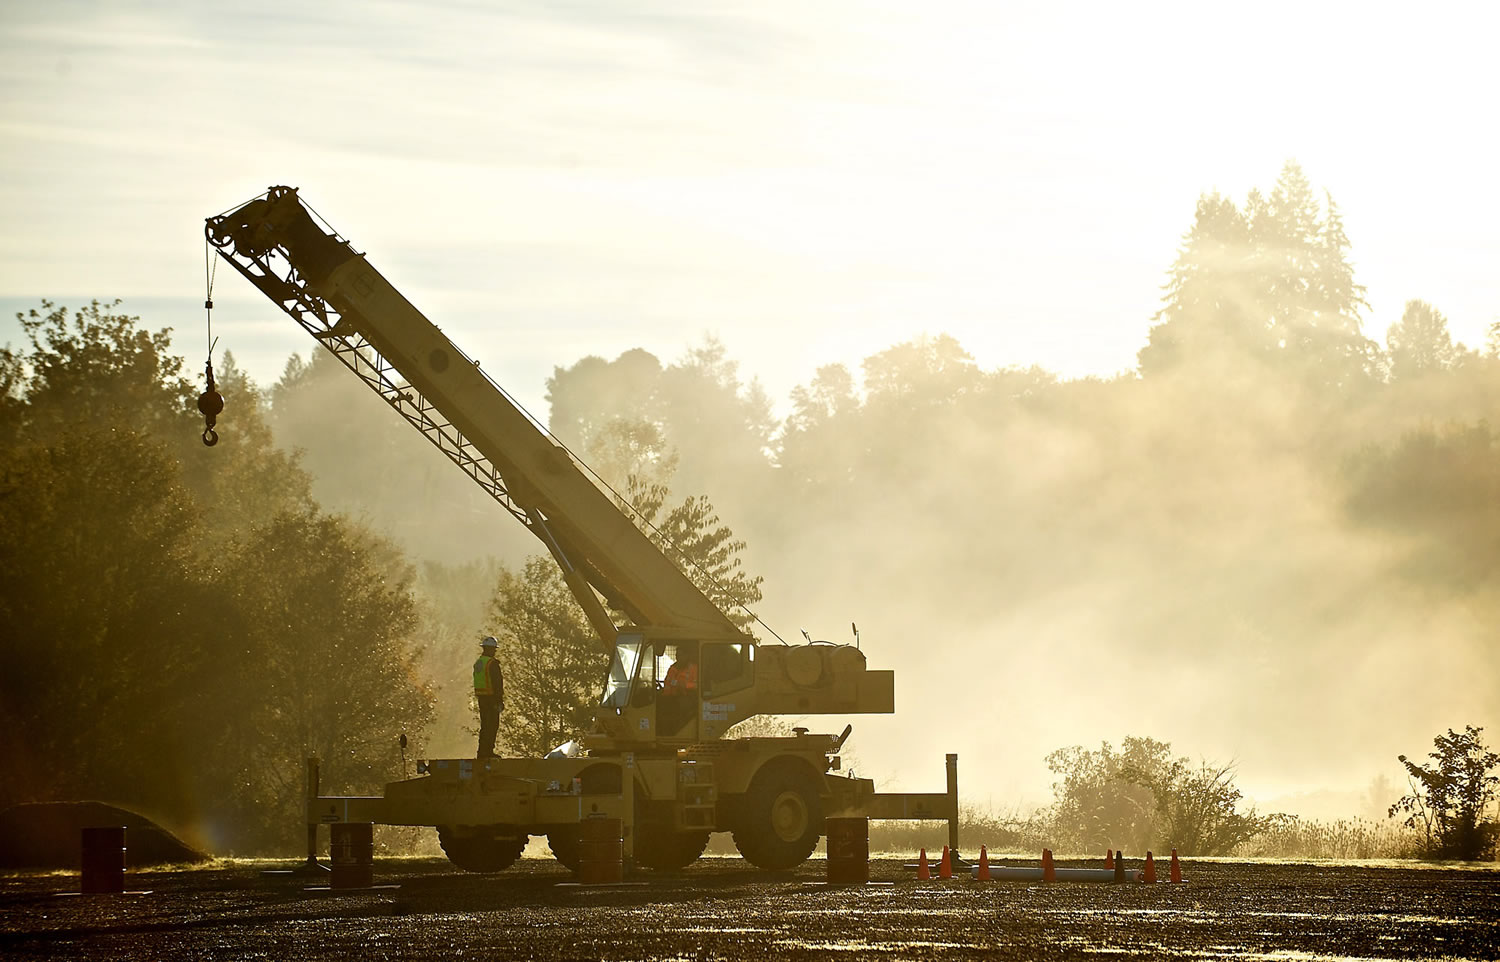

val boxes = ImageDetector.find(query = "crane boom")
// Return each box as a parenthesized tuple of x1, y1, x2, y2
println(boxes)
(206, 186, 743, 644)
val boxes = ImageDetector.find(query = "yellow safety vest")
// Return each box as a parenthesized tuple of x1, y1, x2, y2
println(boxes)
(474, 655, 497, 696)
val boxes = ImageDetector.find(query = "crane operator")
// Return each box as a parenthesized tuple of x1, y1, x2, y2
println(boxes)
(473, 636, 504, 758)
(660, 646, 698, 732)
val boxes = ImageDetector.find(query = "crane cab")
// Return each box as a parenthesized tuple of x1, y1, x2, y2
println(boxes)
(587, 629, 894, 751)
(591, 632, 757, 746)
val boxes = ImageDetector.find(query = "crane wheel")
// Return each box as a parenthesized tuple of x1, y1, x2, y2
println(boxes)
(731, 762, 823, 870)
(546, 831, 580, 872)
(436, 825, 526, 873)
(635, 825, 711, 871)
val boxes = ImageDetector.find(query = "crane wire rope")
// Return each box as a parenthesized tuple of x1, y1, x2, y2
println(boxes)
(203, 239, 219, 361)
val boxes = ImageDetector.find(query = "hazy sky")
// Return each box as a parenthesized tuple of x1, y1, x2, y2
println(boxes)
(2, 0, 1497, 415)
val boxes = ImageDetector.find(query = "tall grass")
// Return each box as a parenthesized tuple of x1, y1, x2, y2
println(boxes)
(1235, 817, 1421, 860)
(867, 806, 1049, 856)
(866, 808, 1426, 861)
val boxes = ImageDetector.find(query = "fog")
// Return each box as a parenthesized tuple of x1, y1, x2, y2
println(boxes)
(262, 168, 1500, 817)
(752, 370, 1499, 809)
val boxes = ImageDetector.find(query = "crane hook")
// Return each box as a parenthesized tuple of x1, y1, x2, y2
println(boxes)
(198, 359, 224, 447)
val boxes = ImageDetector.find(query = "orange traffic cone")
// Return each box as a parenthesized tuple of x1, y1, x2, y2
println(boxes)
(1169, 849, 1183, 884)
(977, 845, 991, 881)
(1104, 848, 1114, 869)
(917, 848, 930, 880)
(938, 845, 952, 879)
(1143, 850, 1157, 883)
(1041, 848, 1056, 883)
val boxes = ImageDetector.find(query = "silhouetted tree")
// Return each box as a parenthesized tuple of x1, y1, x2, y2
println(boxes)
(1387, 300, 1458, 381)
(1141, 162, 1374, 390)
(578, 416, 678, 494)
(626, 477, 764, 633)
(546, 348, 663, 451)
(0, 298, 440, 853)
(1139, 192, 1264, 375)
(776, 363, 862, 503)
(484, 557, 606, 757)
(545, 338, 775, 527)
(177, 351, 315, 537)
(1047, 737, 1277, 856)
(4, 300, 194, 445)
(862, 334, 982, 407)
(1045, 738, 1169, 853)
(0, 428, 206, 811)
(211, 512, 433, 850)
(1390, 726, 1500, 860)
(1124, 756, 1278, 856)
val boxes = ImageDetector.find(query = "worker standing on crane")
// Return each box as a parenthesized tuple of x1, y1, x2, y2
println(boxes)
(474, 636, 504, 758)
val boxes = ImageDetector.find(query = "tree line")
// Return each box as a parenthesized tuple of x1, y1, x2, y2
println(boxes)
(0, 302, 433, 852)
(3, 160, 1497, 856)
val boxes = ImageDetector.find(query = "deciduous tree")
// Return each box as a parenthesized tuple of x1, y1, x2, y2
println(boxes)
(1390, 725, 1500, 860)
(211, 512, 433, 849)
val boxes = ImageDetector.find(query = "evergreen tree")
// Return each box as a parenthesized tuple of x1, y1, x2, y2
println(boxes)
(1387, 300, 1458, 381)
(1139, 193, 1264, 374)
(1141, 162, 1374, 390)
(778, 363, 861, 495)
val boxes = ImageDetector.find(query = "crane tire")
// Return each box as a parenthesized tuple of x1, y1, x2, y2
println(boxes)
(731, 762, 823, 870)
(436, 825, 526, 873)
(635, 826, 711, 871)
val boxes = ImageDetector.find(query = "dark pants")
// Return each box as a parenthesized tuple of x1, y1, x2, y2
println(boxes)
(477, 695, 501, 757)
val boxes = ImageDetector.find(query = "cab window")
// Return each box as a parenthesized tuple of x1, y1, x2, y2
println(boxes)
(600, 634, 645, 708)
(701, 642, 753, 698)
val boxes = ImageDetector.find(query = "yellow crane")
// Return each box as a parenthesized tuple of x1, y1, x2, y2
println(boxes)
(206, 187, 957, 873)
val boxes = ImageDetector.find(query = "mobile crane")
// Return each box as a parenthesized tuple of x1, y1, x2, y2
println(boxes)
(205, 187, 957, 873)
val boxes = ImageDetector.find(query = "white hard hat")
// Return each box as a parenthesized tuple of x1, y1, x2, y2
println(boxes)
(480, 636, 498, 648)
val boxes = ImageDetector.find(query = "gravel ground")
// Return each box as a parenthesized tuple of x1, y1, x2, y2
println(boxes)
(2, 855, 1497, 960)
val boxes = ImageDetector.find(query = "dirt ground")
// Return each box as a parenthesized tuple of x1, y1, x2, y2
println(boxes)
(2, 855, 1497, 960)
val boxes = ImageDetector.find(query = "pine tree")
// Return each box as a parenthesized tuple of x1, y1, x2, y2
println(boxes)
(1387, 300, 1458, 381)
(1141, 162, 1374, 390)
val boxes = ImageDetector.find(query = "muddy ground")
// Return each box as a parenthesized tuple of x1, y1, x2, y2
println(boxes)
(2, 855, 1497, 960)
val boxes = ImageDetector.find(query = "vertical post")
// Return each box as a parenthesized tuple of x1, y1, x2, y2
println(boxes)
(305, 757, 321, 868)
(330, 822, 374, 889)
(621, 755, 635, 860)
(826, 817, 870, 884)
(80, 826, 126, 894)
(946, 753, 959, 860)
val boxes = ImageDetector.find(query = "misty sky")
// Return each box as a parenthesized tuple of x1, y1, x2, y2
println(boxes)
(2, 0, 1497, 414)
